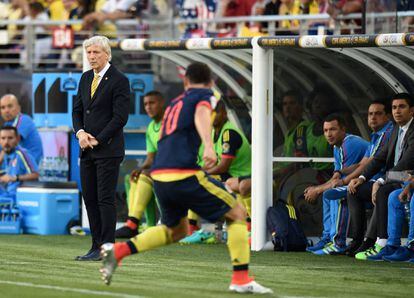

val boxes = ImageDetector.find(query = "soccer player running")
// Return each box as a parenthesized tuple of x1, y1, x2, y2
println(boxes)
(100, 62, 272, 294)
(183, 100, 253, 242)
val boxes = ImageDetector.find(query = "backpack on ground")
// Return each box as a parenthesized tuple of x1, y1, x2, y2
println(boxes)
(266, 201, 307, 252)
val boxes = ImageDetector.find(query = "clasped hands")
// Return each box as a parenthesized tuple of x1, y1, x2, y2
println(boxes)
(78, 131, 99, 151)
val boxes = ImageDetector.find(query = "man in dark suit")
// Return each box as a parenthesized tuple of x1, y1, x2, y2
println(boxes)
(72, 35, 130, 261)
(346, 93, 414, 259)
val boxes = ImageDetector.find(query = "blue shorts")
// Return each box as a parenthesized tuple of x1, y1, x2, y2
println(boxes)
(153, 171, 236, 227)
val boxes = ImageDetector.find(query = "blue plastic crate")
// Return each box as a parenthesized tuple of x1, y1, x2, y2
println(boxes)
(0, 219, 22, 234)
(16, 184, 79, 235)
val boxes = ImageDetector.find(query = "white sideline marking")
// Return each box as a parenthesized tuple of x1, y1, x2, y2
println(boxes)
(0, 280, 144, 298)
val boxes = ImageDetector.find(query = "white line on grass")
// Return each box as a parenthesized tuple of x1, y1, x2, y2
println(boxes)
(0, 280, 144, 298)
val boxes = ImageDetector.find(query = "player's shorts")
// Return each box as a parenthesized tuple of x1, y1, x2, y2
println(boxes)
(153, 171, 237, 227)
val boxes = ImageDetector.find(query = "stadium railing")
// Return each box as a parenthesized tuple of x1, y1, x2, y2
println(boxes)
(0, 11, 413, 71)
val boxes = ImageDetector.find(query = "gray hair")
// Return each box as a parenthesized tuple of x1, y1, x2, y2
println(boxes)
(83, 35, 112, 61)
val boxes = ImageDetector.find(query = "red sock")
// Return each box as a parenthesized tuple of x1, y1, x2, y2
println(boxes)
(246, 221, 251, 232)
(188, 223, 199, 235)
(126, 219, 137, 230)
(231, 270, 252, 285)
(114, 242, 131, 262)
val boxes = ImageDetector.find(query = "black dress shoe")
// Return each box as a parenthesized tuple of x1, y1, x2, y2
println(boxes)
(75, 248, 95, 260)
(75, 249, 102, 261)
(344, 240, 362, 257)
(115, 226, 138, 238)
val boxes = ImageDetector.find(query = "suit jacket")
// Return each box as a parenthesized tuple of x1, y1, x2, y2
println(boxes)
(72, 65, 130, 159)
(362, 119, 414, 180)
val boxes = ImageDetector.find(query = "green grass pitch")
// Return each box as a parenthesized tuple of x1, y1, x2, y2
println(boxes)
(0, 235, 413, 298)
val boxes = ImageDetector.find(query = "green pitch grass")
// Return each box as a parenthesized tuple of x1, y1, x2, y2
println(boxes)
(0, 235, 413, 298)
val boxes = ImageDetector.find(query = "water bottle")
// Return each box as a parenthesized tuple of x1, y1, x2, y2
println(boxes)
(51, 157, 59, 181)
(1, 206, 10, 221)
(44, 157, 52, 181)
(62, 157, 69, 181)
(55, 157, 63, 182)
(39, 158, 46, 181)
(222, 223, 227, 243)
(0, 207, 7, 221)
(404, 201, 411, 222)
(11, 206, 19, 222)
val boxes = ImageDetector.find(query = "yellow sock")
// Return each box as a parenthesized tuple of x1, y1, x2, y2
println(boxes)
(227, 220, 250, 268)
(187, 210, 199, 222)
(236, 195, 251, 218)
(129, 174, 154, 220)
(127, 179, 138, 216)
(129, 225, 172, 253)
(241, 195, 251, 218)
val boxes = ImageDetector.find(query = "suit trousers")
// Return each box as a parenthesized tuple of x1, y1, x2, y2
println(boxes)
(348, 181, 400, 241)
(80, 157, 122, 249)
(348, 181, 375, 241)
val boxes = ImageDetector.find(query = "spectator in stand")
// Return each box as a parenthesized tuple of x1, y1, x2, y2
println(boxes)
(262, 0, 281, 33)
(0, 94, 43, 165)
(279, 0, 301, 33)
(327, 0, 362, 19)
(41, 0, 65, 20)
(5, 0, 29, 41)
(82, 0, 136, 36)
(62, 0, 82, 31)
(176, 0, 218, 38)
(300, 0, 328, 14)
(221, 0, 256, 29)
(250, 0, 267, 28)
(398, 0, 414, 11)
(300, 0, 329, 34)
(398, 0, 414, 30)
(223, 0, 256, 17)
(0, 0, 28, 68)
(55, 0, 83, 68)
(20, 2, 52, 68)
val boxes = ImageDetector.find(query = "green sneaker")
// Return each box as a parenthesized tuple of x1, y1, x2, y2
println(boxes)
(355, 243, 383, 260)
(179, 230, 213, 244)
(203, 234, 218, 244)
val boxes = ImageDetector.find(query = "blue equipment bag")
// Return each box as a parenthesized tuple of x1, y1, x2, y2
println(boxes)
(266, 201, 307, 251)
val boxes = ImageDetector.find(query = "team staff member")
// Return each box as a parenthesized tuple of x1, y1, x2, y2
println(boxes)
(72, 35, 130, 261)
(100, 62, 272, 294)
(0, 126, 39, 205)
(343, 100, 393, 258)
(0, 94, 43, 164)
(115, 91, 165, 238)
(304, 114, 369, 255)
(348, 93, 414, 261)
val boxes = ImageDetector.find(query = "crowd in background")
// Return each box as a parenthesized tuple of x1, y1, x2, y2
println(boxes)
(0, 0, 414, 38)
(0, 0, 413, 68)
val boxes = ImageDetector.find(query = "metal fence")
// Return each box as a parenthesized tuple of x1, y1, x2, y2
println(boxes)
(0, 11, 413, 72)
